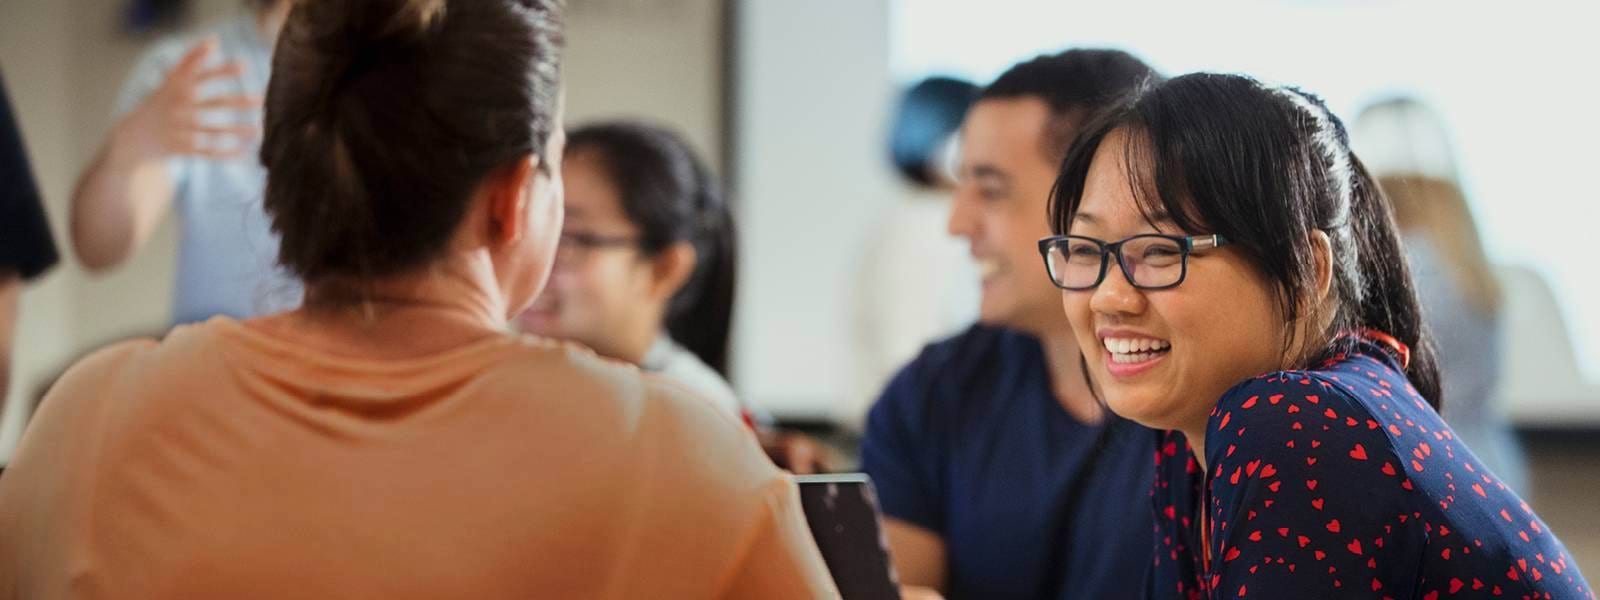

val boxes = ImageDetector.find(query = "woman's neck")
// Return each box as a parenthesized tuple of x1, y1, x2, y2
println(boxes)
(1181, 425, 1209, 472)
(603, 326, 660, 368)
(265, 253, 513, 360)
(610, 306, 673, 368)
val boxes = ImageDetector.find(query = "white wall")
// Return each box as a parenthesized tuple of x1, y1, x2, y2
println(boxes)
(564, 0, 724, 169)
(0, 0, 726, 460)
(731, 0, 913, 422)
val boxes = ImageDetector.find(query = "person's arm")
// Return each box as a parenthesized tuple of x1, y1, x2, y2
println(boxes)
(758, 429, 835, 475)
(0, 272, 17, 409)
(70, 37, 259, 271)
(884, 517, 947, 591)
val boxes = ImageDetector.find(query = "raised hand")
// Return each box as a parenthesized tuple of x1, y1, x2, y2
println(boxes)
(116, 36, 261, 161)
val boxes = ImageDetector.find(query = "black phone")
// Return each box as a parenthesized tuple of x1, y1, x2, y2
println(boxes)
(793, 473, 901, 600)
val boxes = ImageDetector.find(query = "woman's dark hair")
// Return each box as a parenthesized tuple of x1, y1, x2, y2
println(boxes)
(1049, 73, 1442, 409)
(567, 122, 737, 377)
(259, 0, 563, 288)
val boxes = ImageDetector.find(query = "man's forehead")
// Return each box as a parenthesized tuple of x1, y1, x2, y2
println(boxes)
(962, 97, 1052, 138)
(958, 97, 1055, 169)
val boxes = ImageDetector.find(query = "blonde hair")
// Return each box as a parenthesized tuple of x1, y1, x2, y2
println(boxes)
(1379, 175, 1502, 318)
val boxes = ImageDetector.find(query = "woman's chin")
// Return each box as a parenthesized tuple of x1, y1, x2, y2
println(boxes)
(1101, 394, 1142, 422)
(1103, 389, 1173, 430)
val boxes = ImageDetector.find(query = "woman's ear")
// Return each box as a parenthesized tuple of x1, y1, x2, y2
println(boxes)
(486, 156, 538, 247)
(649, 241, 698, 303)
(1309, 229, 1334, 305)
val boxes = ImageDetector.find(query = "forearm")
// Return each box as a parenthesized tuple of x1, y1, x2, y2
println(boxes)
(884, 518, 947, 592)
(0, 273, 18, 422)
(69, 123, 174, 271)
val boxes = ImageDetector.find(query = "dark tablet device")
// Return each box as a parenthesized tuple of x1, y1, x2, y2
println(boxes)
(794, 473, 900, 600)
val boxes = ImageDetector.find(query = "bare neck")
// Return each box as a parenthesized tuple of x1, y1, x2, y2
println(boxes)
(611, 319, 665, 368)
(261, 253, 512, 360)
(1181, 425, 1208, 472)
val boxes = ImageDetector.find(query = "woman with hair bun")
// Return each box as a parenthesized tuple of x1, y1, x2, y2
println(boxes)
(0, 2, 836, 598)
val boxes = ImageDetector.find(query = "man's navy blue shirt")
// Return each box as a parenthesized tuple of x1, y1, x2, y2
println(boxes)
(862, 324, 1155, 599)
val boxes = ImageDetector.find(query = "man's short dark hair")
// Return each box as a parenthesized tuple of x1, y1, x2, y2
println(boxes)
(979, 49, 1160, 161)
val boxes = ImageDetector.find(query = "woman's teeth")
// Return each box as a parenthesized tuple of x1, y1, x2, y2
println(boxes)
(1102, 337, 1171, 364)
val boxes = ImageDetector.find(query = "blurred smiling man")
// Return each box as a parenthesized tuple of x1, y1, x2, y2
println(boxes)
(860, 49, 1163, 600)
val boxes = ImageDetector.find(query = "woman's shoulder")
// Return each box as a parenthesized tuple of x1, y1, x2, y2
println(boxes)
(498, 336, 788, 516)
(646, 338, 742, 418)
(1216, 344, 1412, 427)
(1213, 369, 1344, 425)
(15, 335, 165, 468)
(40, 337, 162, 405)
(498, 335, 760, 455)
(1208, 363, 1404, 463)
(37, 319, 287, 414)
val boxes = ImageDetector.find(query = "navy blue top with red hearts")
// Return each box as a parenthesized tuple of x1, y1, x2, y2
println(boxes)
(1147, 337, 1593, 600)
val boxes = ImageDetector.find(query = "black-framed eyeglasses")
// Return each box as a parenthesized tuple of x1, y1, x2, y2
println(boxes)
(1036, 233, 1229, 291)
(554, 231, 641, 266)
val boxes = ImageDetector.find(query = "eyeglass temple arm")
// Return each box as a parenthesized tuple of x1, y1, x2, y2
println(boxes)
(1187, 234, 1228, 251)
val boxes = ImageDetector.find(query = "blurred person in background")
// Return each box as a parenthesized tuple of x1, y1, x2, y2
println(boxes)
(1, 70, 61, 453)
(1353, 97, 1530, 495)
(859, 49, 1162, 599)
(515, 121, 829, 473)
(69, 0, 298, 324)
(0, 1, 837, 597)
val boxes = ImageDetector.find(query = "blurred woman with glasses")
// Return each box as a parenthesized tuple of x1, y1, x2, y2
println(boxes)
(1041, 73, 1591, 598)
(516, 121, 829, 473)
(518, 122, 741, 416)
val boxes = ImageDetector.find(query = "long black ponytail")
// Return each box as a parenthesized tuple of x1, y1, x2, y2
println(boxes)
(566, 122, 737, 376)
(1338, 153, 1441, 406)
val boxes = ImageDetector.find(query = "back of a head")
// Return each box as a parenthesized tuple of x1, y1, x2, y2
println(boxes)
(889, 76, 978, 186)
(980, 48, 1162, 161)
(260, 0, 563, 289)
(1050, 73, 1443, 409)
(565, 122, 738, 376)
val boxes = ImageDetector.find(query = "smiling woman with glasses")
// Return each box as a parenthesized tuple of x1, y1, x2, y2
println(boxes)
(1046, 73, 1592, 599)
